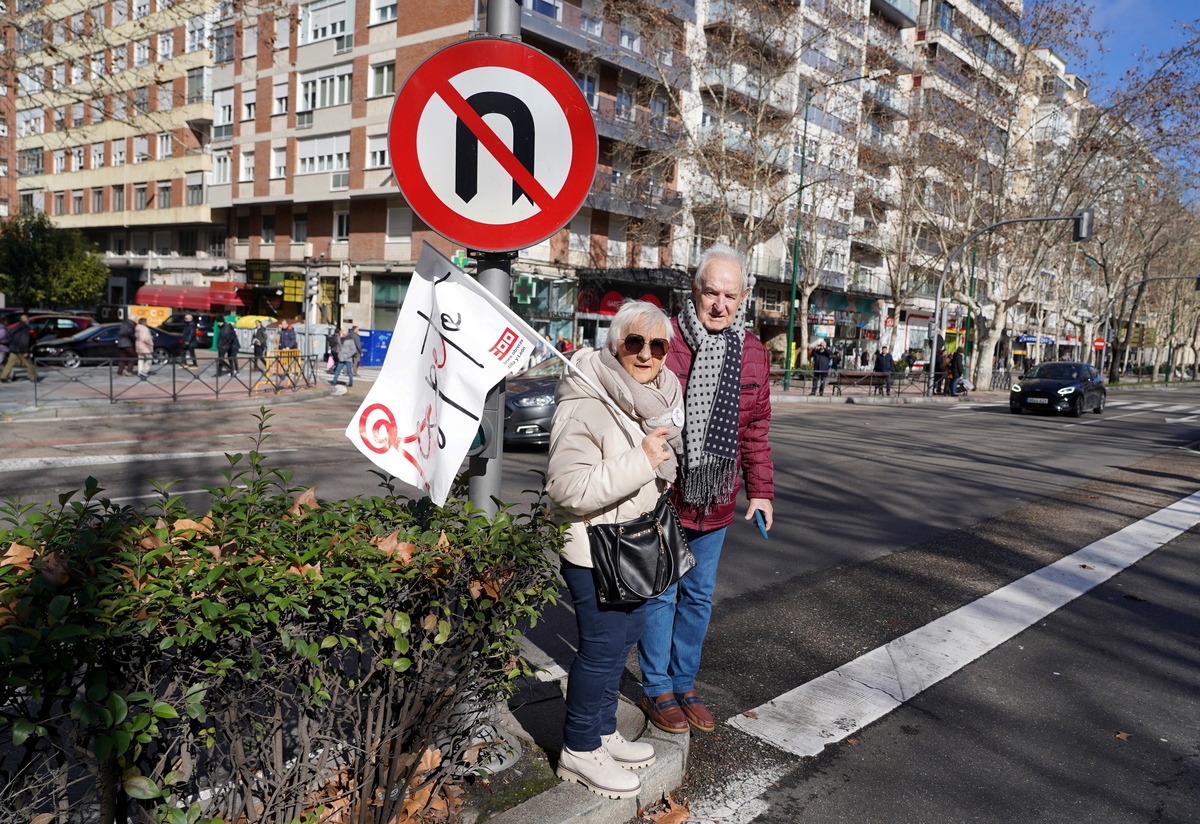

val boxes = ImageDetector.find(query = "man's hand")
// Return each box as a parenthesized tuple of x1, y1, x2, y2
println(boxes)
(745, 498, 773, 531)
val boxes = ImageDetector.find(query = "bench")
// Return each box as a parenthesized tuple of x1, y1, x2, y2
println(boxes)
(829, 370, 892, 396)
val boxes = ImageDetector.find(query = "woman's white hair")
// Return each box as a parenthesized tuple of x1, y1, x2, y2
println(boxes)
(606, 300, 673, 352)
(694, 243, 749, 292)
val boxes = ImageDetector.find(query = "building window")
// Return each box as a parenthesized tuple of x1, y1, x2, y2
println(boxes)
(273, 81, 289, 114)
(92, 188, 104, 212)
(526, 0, 562, 22)
(240, 151, 255, 181)
(92, 143, 105, 168)
(243, 25, 257, 58)
(299, 64, 353, 111)
(90, 98, 105, 123)
(134, 0, 152, 19)
(135, 39, 151, 67)
(73, 103, 85, 127)
(213, 151, 231, 184)
(577, 74, 598, 109)
(272, 146, 287, 178)
(72, 146, 85, 170)
(187, 67, 210, 104)
(214, 25, 235, 63)
(54, 150, 66, 175)
(113, 186, 126, 211)
(157, 182, 172, 208)
(213, 88, 233, 139)
(179, 230, 198, 256)
(367, 135, 388, 168)
(17, 110, 44, 137)
(17, 150, 44, 176)
(134, 185, 148, 210)
(187, 16, 209, 53)
(186, 172, 205, 205)
(157, 82, 174, 111)
(618, 21, 641, 53)
(92, 52, 106, 77)
(333, 210, 349, 242)
(158, 31, 174, 61)
(275, 16, 290, 49)
(134, 135, 149, 164)
(54, 64, 66, 87)
(242, 89, 256, 120)
(72, 192, 83, 214)
(297, 133, 350, 174)
(371, 0, 396, 23)
(72, 62, 85, 84)
(385, 207, 411, 242)
(112, 48, 127, 74)
(293, 214, 308, 243)
(113, 142, 126, 166)
(616, 85, 635, 120)
(158, 132, 172, 159)
(261, 214, 276, 243)
(133, 86, 149, 113)
(301, 0, 348, 44)
(370, 62, 395, 97)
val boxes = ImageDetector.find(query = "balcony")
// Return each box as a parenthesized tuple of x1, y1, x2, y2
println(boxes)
(870, 0, 917, 28)
(848, 267, 889, 295)
(702, 65, 792, 112)
(699, 121, 792, 169)
(587, 171, 682, 221)
(864, 81, 909, 116)
(592, 97, 682, 151)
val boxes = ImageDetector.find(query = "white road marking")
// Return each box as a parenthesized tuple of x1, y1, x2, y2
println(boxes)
(1064, 411, 1145, 427)
(1164, 415, 1200, 424)
(727, 489, 1200, 757)
(689, 763, 791, 824)
(1157, 405, 1196, 413)
(0, 449, 294, 473)
(1103, 400, 1131, 407)
(1121, 402, 1162, 410)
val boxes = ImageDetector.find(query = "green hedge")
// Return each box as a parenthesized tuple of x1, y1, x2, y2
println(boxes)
(0, 411, 562, 824)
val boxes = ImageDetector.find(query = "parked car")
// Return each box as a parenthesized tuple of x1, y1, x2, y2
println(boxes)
(31, 323, 184, 368)
(1010, 361, 1106, 417)
(503, 354, 574, 448)
(23, 314, 94, 342)
(159, 312, 220, 349)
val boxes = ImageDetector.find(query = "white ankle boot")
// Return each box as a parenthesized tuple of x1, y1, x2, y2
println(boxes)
(601, 731, 656, 769)
(557, 746, 641, 798)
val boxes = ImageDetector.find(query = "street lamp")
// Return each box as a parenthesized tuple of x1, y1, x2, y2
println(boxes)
(784, 70, 887, 391)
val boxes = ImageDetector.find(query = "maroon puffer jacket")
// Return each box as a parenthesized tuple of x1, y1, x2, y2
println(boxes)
(665, 317, 774, 531)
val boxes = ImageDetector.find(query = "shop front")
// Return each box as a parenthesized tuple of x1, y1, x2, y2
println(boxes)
(573, 268, 691, 350)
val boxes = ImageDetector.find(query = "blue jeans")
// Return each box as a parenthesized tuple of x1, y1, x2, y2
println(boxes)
(638, 526, 727, 697)
(561, 561, 647, 752)
(331, 361, 353, 386)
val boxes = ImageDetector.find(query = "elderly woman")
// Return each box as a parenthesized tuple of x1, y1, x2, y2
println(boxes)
(545, 300, 684, 799)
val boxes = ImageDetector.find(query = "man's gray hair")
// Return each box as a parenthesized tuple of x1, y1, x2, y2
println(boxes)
(694, 243, 748, 292)
(606, 300, 673, 352)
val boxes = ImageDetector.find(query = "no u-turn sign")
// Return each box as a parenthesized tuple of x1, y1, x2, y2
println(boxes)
(388, 38, 598, 252)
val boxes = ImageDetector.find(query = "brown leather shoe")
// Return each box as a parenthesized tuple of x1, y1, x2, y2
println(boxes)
(677, 690, 715, 732)
(641, 693, 689, 734)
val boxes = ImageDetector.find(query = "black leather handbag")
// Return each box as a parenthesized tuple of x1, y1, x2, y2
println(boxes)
(587, 495, 695, 606)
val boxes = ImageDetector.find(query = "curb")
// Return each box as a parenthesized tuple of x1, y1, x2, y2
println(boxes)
(2, 386, 337, 421)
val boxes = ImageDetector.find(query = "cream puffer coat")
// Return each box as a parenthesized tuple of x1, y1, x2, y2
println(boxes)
(544, 348, 669, 568)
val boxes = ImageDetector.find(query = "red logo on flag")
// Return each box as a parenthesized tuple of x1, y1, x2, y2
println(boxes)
(489, 328, 520, 360)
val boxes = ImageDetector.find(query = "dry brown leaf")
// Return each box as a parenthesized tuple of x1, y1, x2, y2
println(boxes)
(2, 542, 34, 570)
(1115, 731, 1132, 741)
(422, 613, 438, 632)
(30, 814, 56, 824)
(460, 742, 485, 766)
(40, 552, 72, 587)
(287, 487, 319, 518)
(646, 793, 691, 823)
(742, 710, 758, 720)
(1088, 495, 1099, 499)
(371, 531, 415, 565)
(846, 736, 859, 745)
(286, 562, 322, 578)
(172, 518, 211, 535)
(416, 747, 442, 773)
(1079, 564, 1095, 570)
(436, 530, 450, 550)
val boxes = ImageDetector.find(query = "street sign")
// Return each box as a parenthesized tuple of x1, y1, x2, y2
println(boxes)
(1093, 337, 1106, 350)
(246, 258, 271, 285)
(884, 316, 894, 327)
(388, 38, 598, 252)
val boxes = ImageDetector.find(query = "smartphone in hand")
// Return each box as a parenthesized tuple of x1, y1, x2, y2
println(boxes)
(755, 509, 769, 540)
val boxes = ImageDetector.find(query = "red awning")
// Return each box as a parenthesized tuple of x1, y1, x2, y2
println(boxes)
(209, 281, 248, 308)
(135, 284, 213, 309)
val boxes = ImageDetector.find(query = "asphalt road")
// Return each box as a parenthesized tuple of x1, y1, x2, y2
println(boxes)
(2, 382, 1199, 822)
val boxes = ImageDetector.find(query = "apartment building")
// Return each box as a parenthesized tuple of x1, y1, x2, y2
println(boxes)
(0, 2, 14, 218)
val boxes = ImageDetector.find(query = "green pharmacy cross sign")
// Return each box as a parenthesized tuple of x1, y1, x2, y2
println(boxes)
(514, 274, 537, 305)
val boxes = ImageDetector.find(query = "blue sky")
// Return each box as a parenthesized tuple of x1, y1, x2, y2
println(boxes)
(1080, 0, 1197, 97)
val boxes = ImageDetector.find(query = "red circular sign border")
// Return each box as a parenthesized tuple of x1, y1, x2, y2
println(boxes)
(388, 39, 598, 253)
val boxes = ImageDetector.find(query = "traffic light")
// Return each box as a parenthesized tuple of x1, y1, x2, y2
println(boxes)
(1072, 207, 1094, 242)
(306, 272, 320, 299)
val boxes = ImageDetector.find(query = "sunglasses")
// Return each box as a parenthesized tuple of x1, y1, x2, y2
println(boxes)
(621, 334, 670, 358)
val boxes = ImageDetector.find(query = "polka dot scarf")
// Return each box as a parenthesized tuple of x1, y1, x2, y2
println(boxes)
(678, 294, 745, 513)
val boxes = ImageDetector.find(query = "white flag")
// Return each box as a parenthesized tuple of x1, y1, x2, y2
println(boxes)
(344, 243, 539, 505)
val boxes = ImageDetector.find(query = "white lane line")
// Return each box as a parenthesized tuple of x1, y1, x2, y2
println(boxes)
(1121, 402, 1163, 410)
(0, 449, 295, 473)
(727, 489, 1200, 757)
(1158, 405, 1196, 413)
(1064, 410, 1145, 427)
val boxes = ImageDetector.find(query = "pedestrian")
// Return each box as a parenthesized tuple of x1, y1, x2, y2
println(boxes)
(348, 326, 363, 375)
(638, 243, 774, 736)
(116, 315, 137, 376)
(859, 348, 869, 368)
(329, 328, 358, 388)
(277, 320, 297, 350)
(180, 313, 198, 367)
(902, 350, 916, 371)
(874, 345, 895, 396)
(810, 339, 832, 396)
(0, 320, 10, 374)
(932, 347, 947, 394)
(134, 317, 154, 378)
(545, 300, 682, 799)
(949, 348, 965, 396)
(252, 320, 268, 372)
(0, 315, 38, 383)
(325, 327, 340, 372)
(216, 321, 239, 376)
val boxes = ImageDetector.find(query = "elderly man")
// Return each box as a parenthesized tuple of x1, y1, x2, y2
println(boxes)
(638, 243, 775, 734)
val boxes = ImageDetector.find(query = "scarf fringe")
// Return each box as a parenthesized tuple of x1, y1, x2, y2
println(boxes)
(682, 455, 739, 512)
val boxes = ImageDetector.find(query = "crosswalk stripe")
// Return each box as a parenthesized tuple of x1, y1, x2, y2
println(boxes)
(727, 490, 1200, 757)
(1157, 405, 1195, 413)
(1121, 402, 1162, 410)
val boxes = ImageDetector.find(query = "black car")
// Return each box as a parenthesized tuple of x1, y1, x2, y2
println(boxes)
(504, 354, 573, 447)
(160, 312, 220, 349)
(31, 323, 185, 368)
(1010, 361, 1106, 417)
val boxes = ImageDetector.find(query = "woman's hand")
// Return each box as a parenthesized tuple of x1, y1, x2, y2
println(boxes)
(641, 427, 671, 469)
